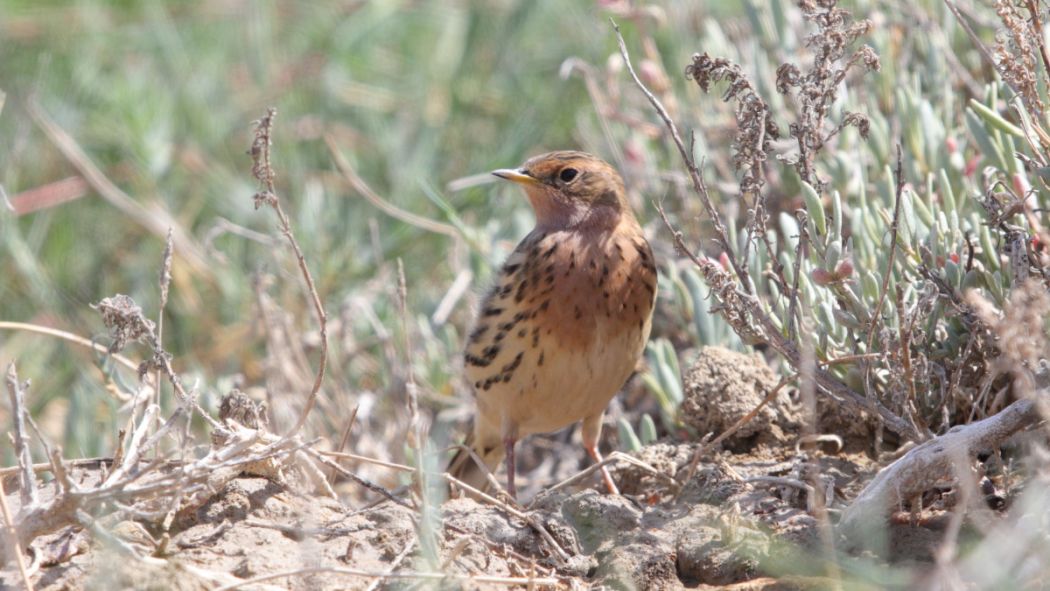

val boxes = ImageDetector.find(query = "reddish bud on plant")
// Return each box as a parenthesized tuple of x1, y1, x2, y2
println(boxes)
(718, 251, 731, 272)
(811, 268, 835, 286)
(946, 137, 958, 153)
(964, 155, 979, 177)
(949, 252, 960, 265)
(1013, 173, 1031, 197)
(623, 137, 645, 165)
(834, 258, 854, 279)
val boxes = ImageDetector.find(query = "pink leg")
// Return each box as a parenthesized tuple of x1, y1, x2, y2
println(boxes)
(582, 413, 619, 495)
(586, 443, 620, 495)
(504, 437, 517, 499)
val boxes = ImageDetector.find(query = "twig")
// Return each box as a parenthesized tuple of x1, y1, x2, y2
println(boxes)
(0, 458, 113, 479)
(865, 145, 905, 351)
(0, 484, 34, 589)
(324, 134, 460, 238)
(364, 539, 416, 591)
(305, 449, 411, 508)
(611, 20, 751, 292)
(250, 108, 329, 437)
(838, 393, 1045, 544)
(0, 321, 140, 372)
(155, 229, 173, 410)
(676, 375, 793, 497)
(327, 405, 359, 485)
(5, 364, 37, 507)
(431, 268, 473, 326)
(787, 211, 809, 342)
(104, 405, 160, 487)
(538, 451, 674, 498)
(212, 566, 560, 591)
(319, 449, 414, 472)
(944, 0, 1025, 103)
(800, 333, 842, 589)
(443, 474, 571, 563)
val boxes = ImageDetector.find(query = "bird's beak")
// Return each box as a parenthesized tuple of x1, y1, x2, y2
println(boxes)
(492, 168, 540, 186)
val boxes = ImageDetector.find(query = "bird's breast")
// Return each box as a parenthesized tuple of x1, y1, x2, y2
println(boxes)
(463, 224, 657, 413)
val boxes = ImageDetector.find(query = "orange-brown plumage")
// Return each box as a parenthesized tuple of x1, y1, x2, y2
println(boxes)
(448, 151, 656, 497)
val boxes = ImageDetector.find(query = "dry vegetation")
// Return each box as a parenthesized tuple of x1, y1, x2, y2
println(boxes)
(5, 0, 1050, 589)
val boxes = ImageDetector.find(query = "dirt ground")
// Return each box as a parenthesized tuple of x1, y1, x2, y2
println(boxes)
(0, 348, 993, 590)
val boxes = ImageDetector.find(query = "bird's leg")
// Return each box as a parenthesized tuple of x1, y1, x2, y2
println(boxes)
(585, 443, 620, 495)
(582, 413, 620, 495)
(503, 436, 517, 499)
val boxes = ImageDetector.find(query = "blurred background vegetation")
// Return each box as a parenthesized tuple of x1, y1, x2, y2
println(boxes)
(0, 0, 1026, 485)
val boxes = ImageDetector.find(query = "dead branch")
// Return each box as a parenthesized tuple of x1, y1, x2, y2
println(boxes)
(838, 394, 1044, 545)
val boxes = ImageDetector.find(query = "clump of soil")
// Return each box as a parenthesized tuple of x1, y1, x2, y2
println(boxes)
(680, 346, 801, 451)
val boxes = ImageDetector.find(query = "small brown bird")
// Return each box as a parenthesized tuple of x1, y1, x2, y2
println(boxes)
(448, 151, 657, 498)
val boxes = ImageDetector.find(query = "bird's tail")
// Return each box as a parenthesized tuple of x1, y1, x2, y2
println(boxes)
(446, 423, 504, 496)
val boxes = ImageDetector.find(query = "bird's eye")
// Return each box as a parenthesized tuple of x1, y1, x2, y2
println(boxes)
(559, 168, 578, 182)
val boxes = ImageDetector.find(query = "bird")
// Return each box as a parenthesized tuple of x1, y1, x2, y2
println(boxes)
(447, 150, 657, 499)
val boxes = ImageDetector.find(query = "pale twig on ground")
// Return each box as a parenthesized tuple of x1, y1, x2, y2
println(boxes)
(442, 474, 571, 564)
(306, 449, 411, 508)
(538, 451, 674, 498)
(838, 394, 1045, 545)
(10, 424, 310, 549)
(211, 565, 561, 591)
(675, 375, 794, 498)
(363, 539, 415, 591)
(326, 405, 359, 485)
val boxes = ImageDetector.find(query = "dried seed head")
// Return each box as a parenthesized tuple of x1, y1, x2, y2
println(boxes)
(250, 107, 278, 195)
(93, 294, 156, 352)
(686, 52, 779, 195)
(993, 1, 1044, 117)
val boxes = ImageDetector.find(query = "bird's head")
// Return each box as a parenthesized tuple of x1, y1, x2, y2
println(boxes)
(492, 151, 632, 231)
